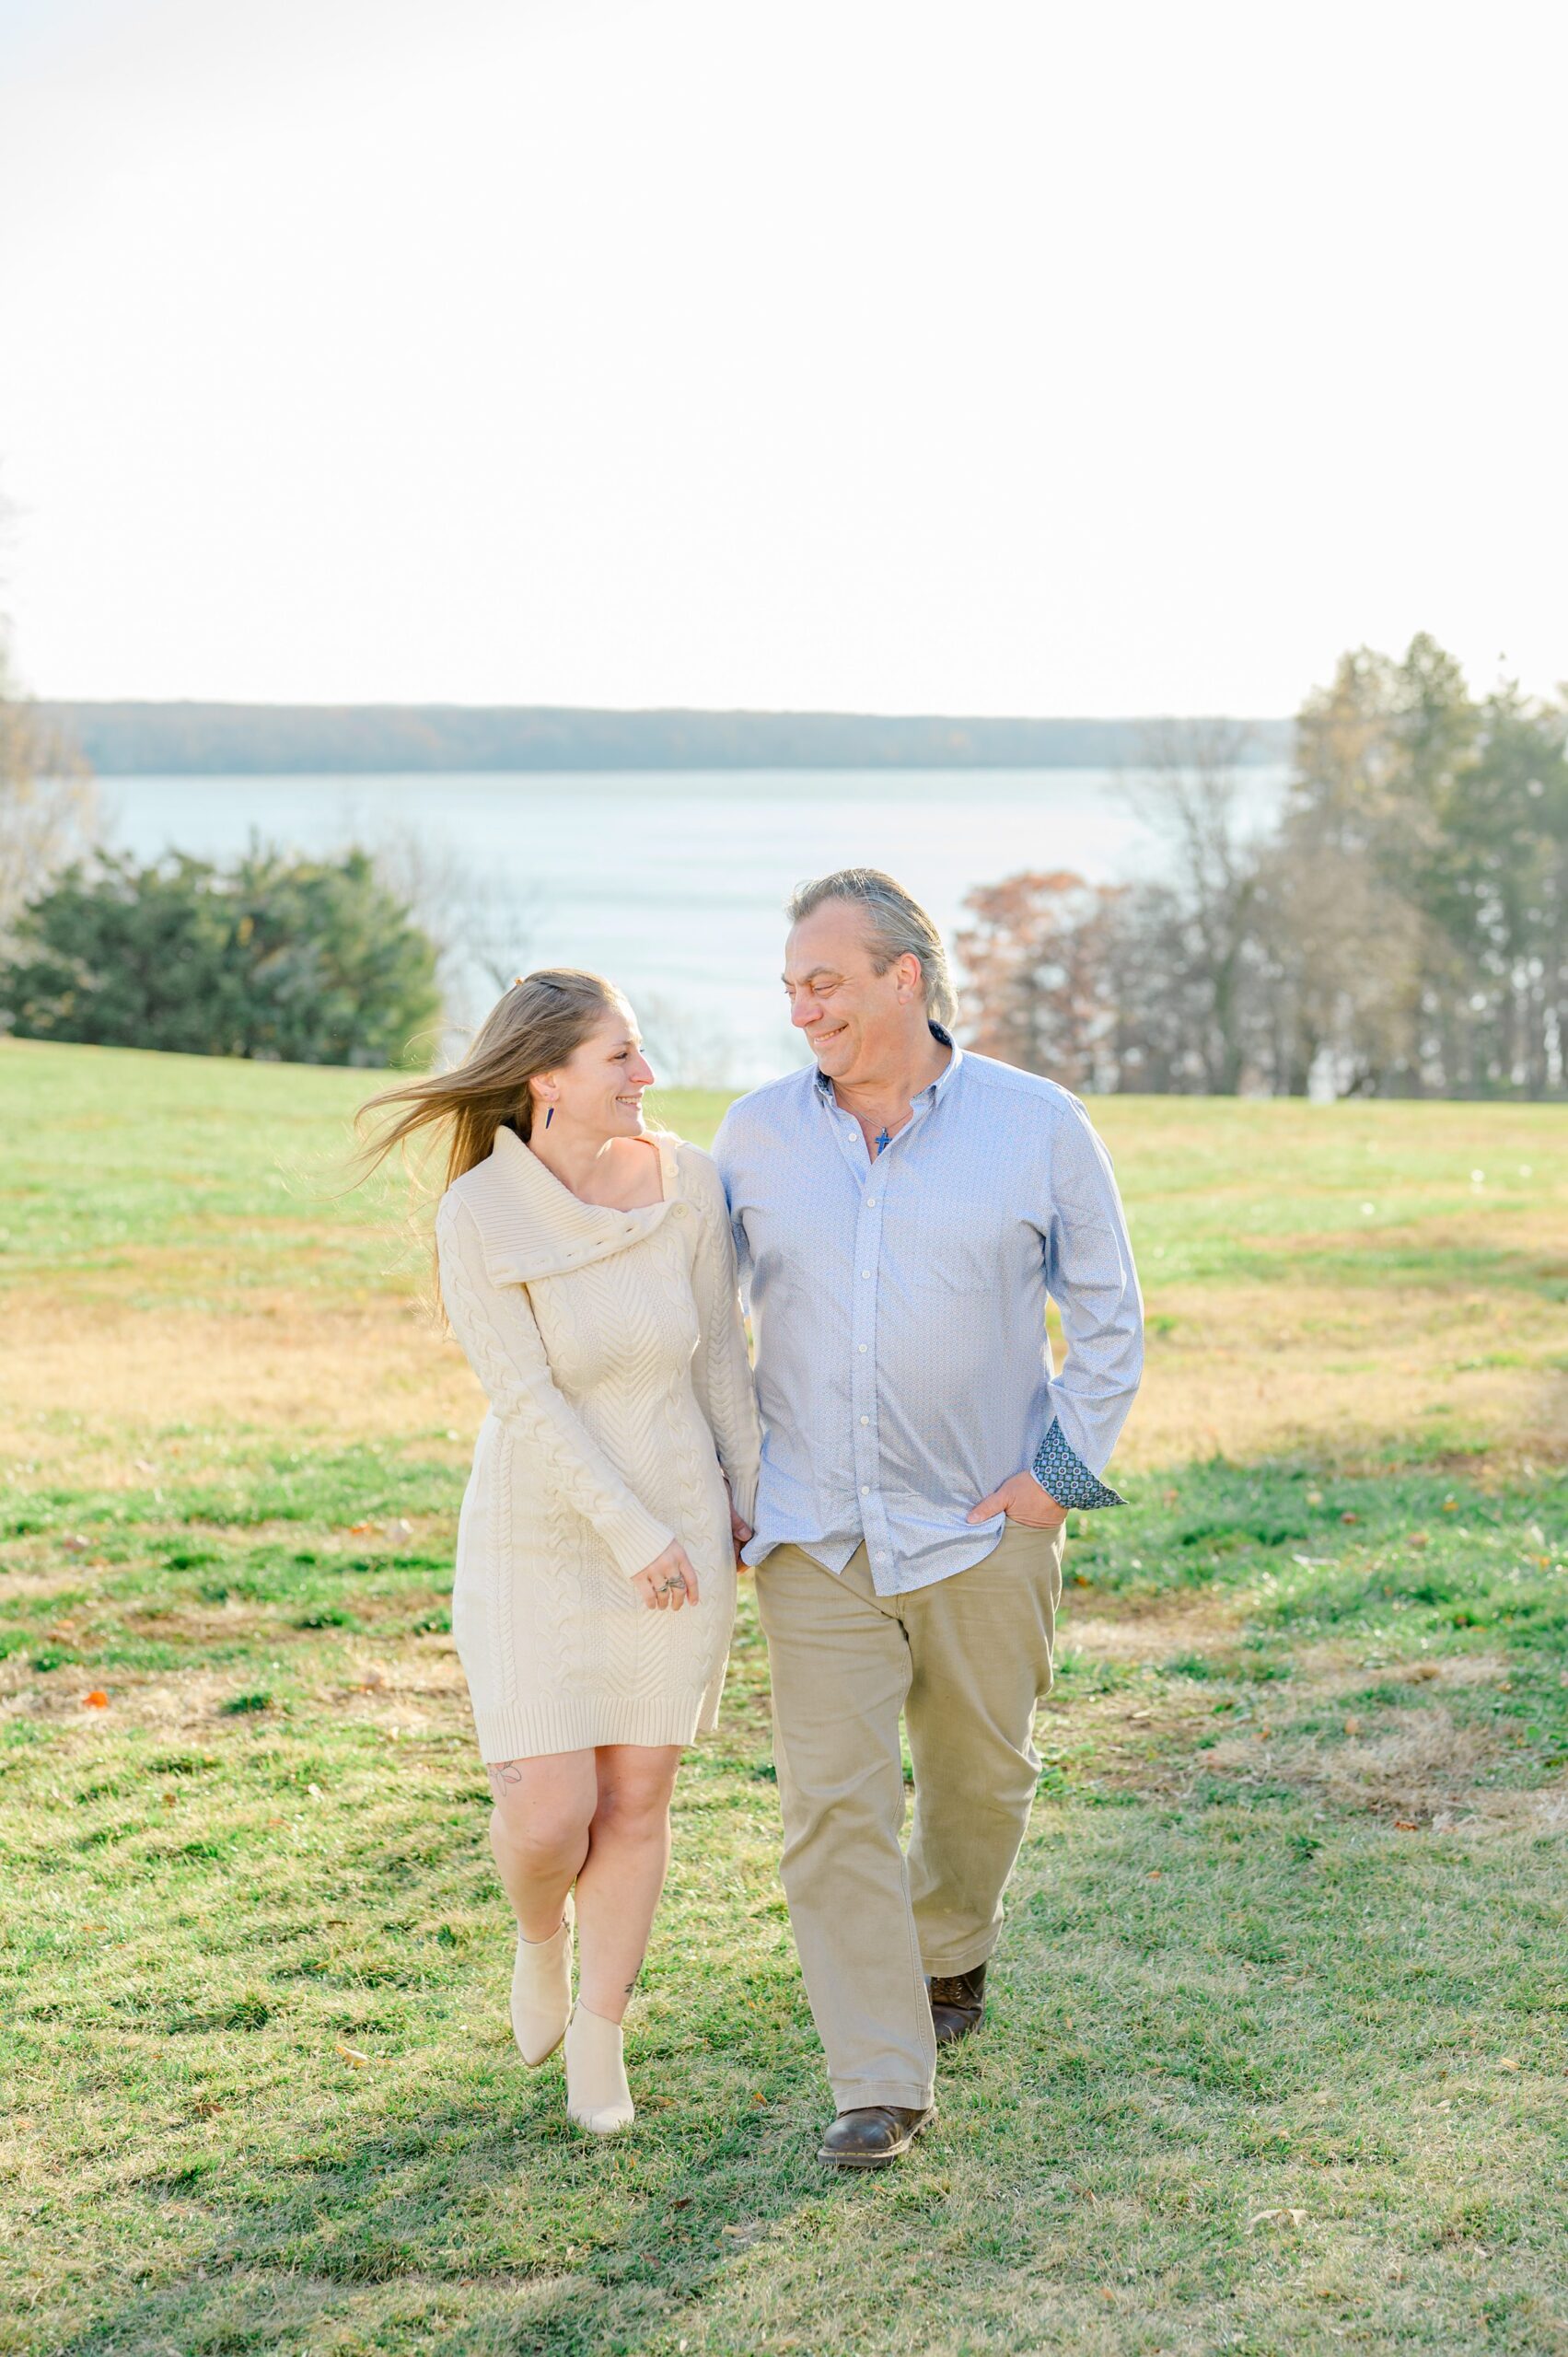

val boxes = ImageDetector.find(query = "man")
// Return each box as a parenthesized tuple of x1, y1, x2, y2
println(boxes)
(713, 868, 1142, 2169)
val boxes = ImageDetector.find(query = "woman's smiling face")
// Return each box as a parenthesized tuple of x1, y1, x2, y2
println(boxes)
(536, 1004, 655, 1136)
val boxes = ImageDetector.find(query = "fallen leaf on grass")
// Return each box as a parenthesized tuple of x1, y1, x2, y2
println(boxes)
(1393, 1819, 1421, 1831)
(1498, 2058, 1520, 2072)
(61, 1536, 91, 1556)
(334, 2041, 371, 2068)
(1249, 2208, 1307, 2232)
(384, 1519, 414, 1548)
(348, 1523, 376, 1538)
(81, 1690, 109, 1709)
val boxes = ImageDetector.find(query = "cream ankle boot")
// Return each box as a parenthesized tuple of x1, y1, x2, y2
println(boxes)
(564, 2003, 634, 2134)
(509, 1898, 573, 2066)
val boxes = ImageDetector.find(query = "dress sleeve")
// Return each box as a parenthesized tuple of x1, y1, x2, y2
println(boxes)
(436, 1194, 674, 1579)
(683, 1155, 761, 1525)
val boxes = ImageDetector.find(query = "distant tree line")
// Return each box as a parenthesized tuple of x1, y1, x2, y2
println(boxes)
(958, 636, 1568, 1097)
(41, 699, 1291, 776)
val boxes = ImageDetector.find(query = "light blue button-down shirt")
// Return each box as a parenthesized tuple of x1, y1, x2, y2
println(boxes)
(713, 1036, 1144, 1596)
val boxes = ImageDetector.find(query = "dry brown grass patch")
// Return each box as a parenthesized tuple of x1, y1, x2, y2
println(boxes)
(1122, 1274, 1567, 1472)
(0, 1288, 482, 1460)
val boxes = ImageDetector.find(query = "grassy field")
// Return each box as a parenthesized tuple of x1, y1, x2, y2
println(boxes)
(2, 1037, 1565, 2357)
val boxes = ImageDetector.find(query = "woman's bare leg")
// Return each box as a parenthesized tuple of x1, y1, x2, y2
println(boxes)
(486, 1750, 598, 1941)
(574, 1744, 682, 2021)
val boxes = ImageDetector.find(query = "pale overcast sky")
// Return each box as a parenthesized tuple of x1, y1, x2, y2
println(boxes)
(0, 0, 1562, 714)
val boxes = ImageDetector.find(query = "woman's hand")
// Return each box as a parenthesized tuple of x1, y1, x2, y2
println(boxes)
(726, 1485, 753, 1566)
(631, 1539, 701, 1611)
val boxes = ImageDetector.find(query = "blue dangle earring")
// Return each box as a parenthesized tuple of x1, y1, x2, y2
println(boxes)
(544, 1107, 553, 1129)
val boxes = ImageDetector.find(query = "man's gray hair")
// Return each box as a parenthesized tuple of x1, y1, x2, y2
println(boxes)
(786, 867, 958, 1030)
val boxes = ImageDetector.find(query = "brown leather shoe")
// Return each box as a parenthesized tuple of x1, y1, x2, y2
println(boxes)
(927, 1962, 987, 2046)
(818, 2103, 935, 2168)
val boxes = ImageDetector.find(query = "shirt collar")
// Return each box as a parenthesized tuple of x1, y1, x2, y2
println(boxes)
(811, 1021, 962, 1108)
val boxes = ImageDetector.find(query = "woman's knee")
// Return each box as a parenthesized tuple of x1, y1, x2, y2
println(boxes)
(486, 1760, 595, 1870)
(490, 1800, 590, 1874)
(593, 1756, 678, 1840)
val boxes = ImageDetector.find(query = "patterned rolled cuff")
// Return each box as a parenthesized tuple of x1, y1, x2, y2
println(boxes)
(1030, 1420, 1125, 1509)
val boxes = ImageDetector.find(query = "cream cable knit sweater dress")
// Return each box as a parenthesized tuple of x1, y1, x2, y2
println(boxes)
(436, 1126, 761, 1761)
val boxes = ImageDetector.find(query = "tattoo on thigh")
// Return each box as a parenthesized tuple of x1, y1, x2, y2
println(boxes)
(486, 1759, 526, 1797)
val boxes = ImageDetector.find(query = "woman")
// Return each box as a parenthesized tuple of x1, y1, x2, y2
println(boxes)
(361, 970, 760, 2134)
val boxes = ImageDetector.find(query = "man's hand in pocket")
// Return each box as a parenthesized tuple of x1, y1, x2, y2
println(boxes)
(968, 1471, 1068, 1529)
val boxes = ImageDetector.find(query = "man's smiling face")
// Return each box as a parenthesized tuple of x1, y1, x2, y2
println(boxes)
(783, 899, 917, 1086)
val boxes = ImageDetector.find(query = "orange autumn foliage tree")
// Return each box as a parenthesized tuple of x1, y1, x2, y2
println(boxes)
(955, 870, 1124, 1089)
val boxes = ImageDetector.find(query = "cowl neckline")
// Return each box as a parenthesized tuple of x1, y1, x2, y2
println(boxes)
(451, 1123, 680, 1284)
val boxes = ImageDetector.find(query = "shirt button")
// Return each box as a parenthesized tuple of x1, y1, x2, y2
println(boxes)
(857, 1342, 867, 1353)
(861, 1269, 871, 1279)
(860, 1414, 869, 1425)
(865, 1196, 876, 1206)
(860, 1485, 870, 1495)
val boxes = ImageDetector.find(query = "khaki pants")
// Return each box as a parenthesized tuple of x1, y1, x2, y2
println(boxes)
(755, 1520, 1064, 2112)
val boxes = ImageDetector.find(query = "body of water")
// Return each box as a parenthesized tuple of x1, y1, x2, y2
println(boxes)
(103, 767, 1285, 1084)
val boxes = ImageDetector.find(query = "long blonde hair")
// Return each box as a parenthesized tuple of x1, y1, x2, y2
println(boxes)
(357, 968, 625, 1190)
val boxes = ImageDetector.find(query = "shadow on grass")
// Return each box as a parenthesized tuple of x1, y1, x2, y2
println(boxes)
(58, 2065, 842, 2357)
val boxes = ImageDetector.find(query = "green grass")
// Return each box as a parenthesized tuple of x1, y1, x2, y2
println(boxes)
(2, 1040, 1566, 2355)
